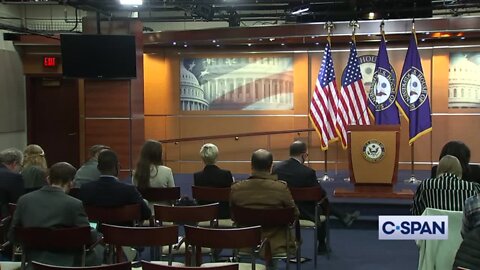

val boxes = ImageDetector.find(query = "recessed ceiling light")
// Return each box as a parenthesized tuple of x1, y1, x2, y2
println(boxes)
(216, 44, 220, 47)
(269, 38, 275, 41)
(425, 32, 430, 35)
(184, 44, 188, 47)
(421, 38, 426, 42)
(212, 40, 216, 43)
(247, 43, 252, 46)
(315, 42, 319, 45)
(460, 36, 466, 40)
(172, 41, 176, 45)
(368, 12, 375, 19)
(281, 43, 285, 46)
(120, 0, 142, 5)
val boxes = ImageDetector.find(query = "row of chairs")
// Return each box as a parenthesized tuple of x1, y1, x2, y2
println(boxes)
(31, 261, 239, 270)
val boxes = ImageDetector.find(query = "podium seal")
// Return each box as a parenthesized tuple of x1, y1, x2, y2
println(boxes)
(362, 139, 385, 163)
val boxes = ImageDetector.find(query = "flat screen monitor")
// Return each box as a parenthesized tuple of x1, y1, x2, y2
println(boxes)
(60, 34, 137, 79)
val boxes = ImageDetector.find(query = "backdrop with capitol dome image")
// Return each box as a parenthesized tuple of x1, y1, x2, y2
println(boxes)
(180, 57, 294, 111)
(449, 52, 480, 109)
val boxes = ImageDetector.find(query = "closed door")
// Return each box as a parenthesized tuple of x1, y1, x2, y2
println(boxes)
(27, 77, 79, 167)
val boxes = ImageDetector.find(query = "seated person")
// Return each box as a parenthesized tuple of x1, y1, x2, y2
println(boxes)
(273, 140, 359, 254)
(0, 148, 24, 218)
(78, 150, 151, 223)
(194, 143, 233, 219)
(230, 149, 299, 257)
(8, 162, 102, 267)
(431, 141, 480, 183)
(74, 145, 110, 188)
(133, 140, 175, 188)
(412, 155, 480, 215)
(21, 144, 48, 192)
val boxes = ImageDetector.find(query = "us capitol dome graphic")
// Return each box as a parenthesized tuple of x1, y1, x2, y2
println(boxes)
(180, 57, 293, 110)
(448, 56, 480, 108)
(180, 64, 209, 111)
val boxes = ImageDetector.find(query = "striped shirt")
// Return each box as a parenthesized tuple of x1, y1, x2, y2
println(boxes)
(411, 173, 480, 215)
(461, 194, 480, 237)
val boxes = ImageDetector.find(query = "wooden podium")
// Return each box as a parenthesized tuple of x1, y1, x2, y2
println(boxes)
(334, 125, 414, 199)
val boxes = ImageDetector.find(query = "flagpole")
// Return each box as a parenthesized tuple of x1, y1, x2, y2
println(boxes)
(320, 21, 335, 182)
(343, 20, 359, 183)
(405, 19, 422, 184)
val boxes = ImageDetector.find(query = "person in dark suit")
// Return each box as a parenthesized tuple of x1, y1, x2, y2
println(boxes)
(8, 162, 102, 268)
(273, 141, 359, 254)
(194, 143, 233, 219)
(0, 148, 24, 218)
(78, 150, 151, 222)
(430, 141, 480, 183)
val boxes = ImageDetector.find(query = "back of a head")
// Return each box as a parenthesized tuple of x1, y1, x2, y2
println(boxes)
(89, 144, 110, 159)
(200, 143, 218, 165)
(251, 149, 273, 172)
(439, 141, 470, 173)
(289, 141, 307, 156)
(140, 140, 163, 165)
(23, 144, 47, 169)
(0, 148, 23, 166)
(437, 155, 463, 178)
(97, 150, 119, 175)
(49, 162, 76, 186)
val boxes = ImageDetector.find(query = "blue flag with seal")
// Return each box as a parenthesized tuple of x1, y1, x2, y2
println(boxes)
(397, 33, 432, 144)
(368, 37, 400, 125)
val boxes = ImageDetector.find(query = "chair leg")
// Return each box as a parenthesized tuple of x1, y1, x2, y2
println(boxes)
(313, 225, 318, 268)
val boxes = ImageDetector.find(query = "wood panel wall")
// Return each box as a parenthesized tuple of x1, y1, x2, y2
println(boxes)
(144, 43, 480, 174)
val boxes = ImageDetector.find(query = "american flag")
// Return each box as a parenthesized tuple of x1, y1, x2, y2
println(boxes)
(309, 43, 339, 150)
(337, 42, 371, 148)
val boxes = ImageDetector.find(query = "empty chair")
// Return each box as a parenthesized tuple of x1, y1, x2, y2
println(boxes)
(138, 187, 180, 204)
(289, 186, 329, 265)
(153, 203, 219, 262)
(191, 186, 233, 227)
(184, 225, 265, 270)
(142, 261, 238, 270)
(230, 205, 300, 270)
(101, 224, 179, 264)
(15, 226, 92, 270)
(32, 261, 131, 270)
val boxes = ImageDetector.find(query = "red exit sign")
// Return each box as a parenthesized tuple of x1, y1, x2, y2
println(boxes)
(43, 56, 56, 67)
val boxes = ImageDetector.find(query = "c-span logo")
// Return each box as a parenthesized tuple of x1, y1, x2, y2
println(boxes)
(379, 216, 448, 240)
(399, 67, 428, 110)
(362, 139, 385, 163)
(369, 67, 397, 111)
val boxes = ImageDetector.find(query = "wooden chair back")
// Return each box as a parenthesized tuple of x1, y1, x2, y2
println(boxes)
(15, 226, 91, 250)
(184, 225, 261, 250)
(138, 187, 180, 202)
(288, 186, 325, 202)
(16, 226, 92, 269)
(102, 224, 178, 247)
(141, 261, 238, 270)
(102, 224, 179, 263)
(84, 204, 141, 225)
(230, 205, 296, 227)
(153, 203, 219, 225)
(32, 261, 131, 270)
(191, 186, 231, 202)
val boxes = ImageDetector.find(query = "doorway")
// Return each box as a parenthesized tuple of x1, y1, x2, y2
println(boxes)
(26, 77, 79, 167)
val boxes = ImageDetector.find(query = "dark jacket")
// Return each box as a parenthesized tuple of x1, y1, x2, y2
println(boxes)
(78, 176, 151, 221)
(194, 165, 233, 219)
(0, 164, 24, 217)
(273, 158, 327, 221)
(453, 227, 480, 269)
(431, 164, 480, 183)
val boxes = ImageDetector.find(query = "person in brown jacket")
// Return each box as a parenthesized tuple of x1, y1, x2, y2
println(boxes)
(230, 149, 299, 257)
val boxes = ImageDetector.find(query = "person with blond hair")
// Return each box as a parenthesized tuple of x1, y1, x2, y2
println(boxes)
(194, 143, 233, 218)
(412, 155, 480, 215)
(22, 144, 48, 191)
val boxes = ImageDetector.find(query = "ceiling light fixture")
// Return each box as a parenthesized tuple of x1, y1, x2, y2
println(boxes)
(120, 0, 143, 5)
(368, 12, 375, 20)
(291, 4, 310, 15)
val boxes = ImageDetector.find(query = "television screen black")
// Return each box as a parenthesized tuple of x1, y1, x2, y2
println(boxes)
(61, 34, 137, 79)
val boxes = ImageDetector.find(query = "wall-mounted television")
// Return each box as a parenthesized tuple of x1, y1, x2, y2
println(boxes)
(60, 34, 137, 79)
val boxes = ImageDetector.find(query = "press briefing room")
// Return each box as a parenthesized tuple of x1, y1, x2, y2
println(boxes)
(0, 0, 479, 269)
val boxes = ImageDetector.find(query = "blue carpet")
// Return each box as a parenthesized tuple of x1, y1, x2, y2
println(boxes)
(134, 170, 423, 270)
